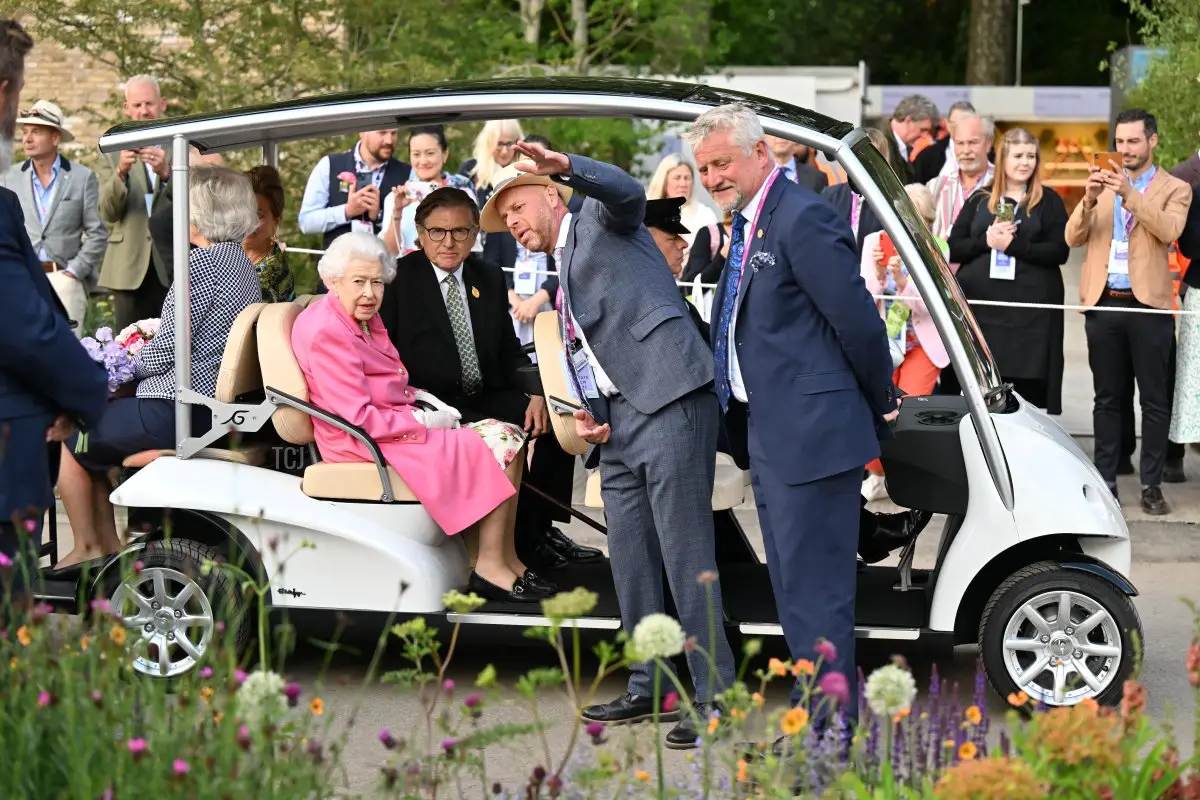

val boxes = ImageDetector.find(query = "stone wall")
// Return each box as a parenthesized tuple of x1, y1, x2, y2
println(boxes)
(20, 36, 121, 163)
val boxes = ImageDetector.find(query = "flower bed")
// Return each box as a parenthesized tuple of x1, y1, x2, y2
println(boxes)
(2, 552, 1199, 798)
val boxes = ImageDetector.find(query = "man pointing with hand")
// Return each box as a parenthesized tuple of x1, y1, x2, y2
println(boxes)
(480, 139, 736, 749)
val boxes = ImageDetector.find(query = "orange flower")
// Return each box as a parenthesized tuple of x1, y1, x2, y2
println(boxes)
(310, 697, 324, 716)
(707, 715, 719, 735)
(213, 711, 224, 725)
(737, 760, 748, 782)
(751, 692, 764, 707)
(894, 707, 911, 723)
(17, 626, 31, 646)
(768, 658, 788, 677)
(780, 707, 809, 736)
(199, 687, 214, 704)
(965, 705, 982, 725)
(730, 708, 746, 721)
(1007, 691, 1029, 707)
(932, 755, 1049, 800)
(634, 770, 651, 782)
(79, 636, 90, 651)
(959, 742, 977, 760)
(109, 625, 126, 646)
(791, 659, 815, 677)
(1120, 680, 1146, 720)
(1079, 697, 1099, 713)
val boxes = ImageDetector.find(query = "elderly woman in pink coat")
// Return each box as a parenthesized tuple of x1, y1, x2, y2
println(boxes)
(292, 232, 555, 603)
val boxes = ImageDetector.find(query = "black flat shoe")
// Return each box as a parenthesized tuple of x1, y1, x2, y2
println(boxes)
(581, 692, 681, 725)
(466, 571, 547, 603)
(520, 569, 558, 594)
(665, 701, 722, 750)
(522, 535, 569, 571)
(544, 526, 604, 563)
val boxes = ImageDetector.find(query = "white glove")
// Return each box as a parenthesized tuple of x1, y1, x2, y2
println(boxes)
(413, 407, 461, 430)
(413, 388, 456, 413)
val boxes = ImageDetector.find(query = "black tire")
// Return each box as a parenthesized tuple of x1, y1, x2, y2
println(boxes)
(104, 538, 251, 679)
(978, 560, 1141, 708)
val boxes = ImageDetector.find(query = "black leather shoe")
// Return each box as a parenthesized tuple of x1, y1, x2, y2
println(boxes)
(544, 526, 604, 563)
(520, 569, 558, 594)
(466, 571, 548, 603)
(1163, 459, 1186, 483)
(665, 701, 722, 750)
(581, 692, 681, 725)
(521, 535, 569, 572)
(1141, 486, 1170, 516)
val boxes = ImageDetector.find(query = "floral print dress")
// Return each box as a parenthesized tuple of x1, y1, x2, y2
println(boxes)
(251, 243, 296, 303)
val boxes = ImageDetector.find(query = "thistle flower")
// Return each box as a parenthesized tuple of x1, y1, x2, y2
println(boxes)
(173, 759, 190, 776)
(236, 670, 287, 727)
(283, 682, 302, 707)
(629, 613, 685, 661)
(818, 671, 850, 707)
(814, 638, 838, 663)
(378, 729, 398, 749)
(864, 662, 917, 719)
(127, 738, 147, 760)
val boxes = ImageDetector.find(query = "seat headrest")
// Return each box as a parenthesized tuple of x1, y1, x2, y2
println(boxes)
(216, 302, 267, 403)
(257, 301, 314, 445)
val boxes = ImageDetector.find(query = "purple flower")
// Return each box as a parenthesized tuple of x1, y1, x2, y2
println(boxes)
(30, 602, 52, 622)
(378, 729, 397, 749)
(234, 670, 248, 685)
(237, 726, 251, 751)
(199, 667, 213, 679)
(133, 560, 144, 574)
(441, 738, 456, 752)
(0, 552, 12, 569)
(464, 694, 481, 708)
(92, 690, 103, 706)
(283, 682, 302, 706)
(127, 738, 147, 760)
(173, 759, 189, 776)
(586, 722, 605, 738)
(817, 672, 850, 707)
(814, 639, 838, 664)
(37, 690, 51, 707)
(443, 679, 455, 692)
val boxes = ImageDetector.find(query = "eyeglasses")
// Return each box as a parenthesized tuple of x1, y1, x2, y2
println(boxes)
(419, 226, 475, 242)
(496, 140, 518, 149)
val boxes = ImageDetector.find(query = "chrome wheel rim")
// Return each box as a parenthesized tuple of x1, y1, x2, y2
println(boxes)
(111, 566, 214, 678)
(1001, 589, 1123, 706)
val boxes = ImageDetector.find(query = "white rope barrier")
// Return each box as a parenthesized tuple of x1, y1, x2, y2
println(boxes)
(278, 244, 1200, 316)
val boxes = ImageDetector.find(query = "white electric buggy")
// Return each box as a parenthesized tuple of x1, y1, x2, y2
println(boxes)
(33, 78, 1139, 709)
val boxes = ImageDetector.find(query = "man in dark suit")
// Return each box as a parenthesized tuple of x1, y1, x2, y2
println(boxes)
(688, 104, 896, 726)
(0, 18, 109, 610)
(376, 187, 600, 571)
(481, 143, 737, 749)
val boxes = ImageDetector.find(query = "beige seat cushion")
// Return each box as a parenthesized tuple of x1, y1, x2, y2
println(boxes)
(301, 462, 418, 502)
(256, 301, 315, 445)
(216, 303, 268, 403)
(122, 445, 271, 469)
(584, 461, 746, 511)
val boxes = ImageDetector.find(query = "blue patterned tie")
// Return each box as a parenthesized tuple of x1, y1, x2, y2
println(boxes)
(714, 211, 748, 411)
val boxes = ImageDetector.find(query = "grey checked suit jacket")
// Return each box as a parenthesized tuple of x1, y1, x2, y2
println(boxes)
(553, 154, 713, 417)
(2, 157, 109, 289)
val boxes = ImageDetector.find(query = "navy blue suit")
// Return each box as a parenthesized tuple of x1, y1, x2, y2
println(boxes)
(0, 186, 108, 591)
(712, 172, 895, 722)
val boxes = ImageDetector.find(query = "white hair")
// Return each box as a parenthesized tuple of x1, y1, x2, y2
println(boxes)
(124, 74, 161, 98)
(189, 165, 257, 243)
(953, 112, 995, 142)
(683, 103, 765, 156)
(318, 231, 397, 284)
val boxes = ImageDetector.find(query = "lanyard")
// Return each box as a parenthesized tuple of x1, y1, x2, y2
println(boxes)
(738, 167, 783, 274)
(32, 167, 57, 222)
(850, 192, 862, 237)
(1119, 168, 1154, 241)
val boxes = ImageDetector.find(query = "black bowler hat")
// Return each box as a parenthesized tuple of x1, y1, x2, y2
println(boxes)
(644, 197, 690, 236)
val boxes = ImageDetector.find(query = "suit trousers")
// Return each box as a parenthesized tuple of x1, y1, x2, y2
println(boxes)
(1120, 335, 1185, 464)
(599, 388, 736, 701)
(112, 260, 168, 331)
(514, 433, 575, 546)
(1086, 294, 1175, 488)
(749, 408, 862, 724)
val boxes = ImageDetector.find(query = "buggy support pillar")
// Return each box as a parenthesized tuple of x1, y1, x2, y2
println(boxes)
(172, 134, 192, 451)
(263, 142, 279, 168)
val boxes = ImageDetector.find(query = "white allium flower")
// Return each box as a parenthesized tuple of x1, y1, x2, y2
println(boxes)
(864, 663, 917, 719)
(236, 670, 287, 727)
(629, 613, 686, 661)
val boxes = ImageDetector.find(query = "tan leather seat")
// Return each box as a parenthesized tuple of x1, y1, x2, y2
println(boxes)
(256, 301, 418, 502)
(583, 459, 747, 511)
(123, 303, 272, 469)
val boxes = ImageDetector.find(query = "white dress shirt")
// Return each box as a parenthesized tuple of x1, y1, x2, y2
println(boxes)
(433, 260, 474, 339)
(728, 170, 775, 403)
(556, 213, 619, 396)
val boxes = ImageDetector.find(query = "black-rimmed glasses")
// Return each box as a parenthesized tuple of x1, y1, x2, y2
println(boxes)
(419, 226, 475, 242)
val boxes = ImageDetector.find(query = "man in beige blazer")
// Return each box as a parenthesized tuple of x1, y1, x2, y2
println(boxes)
(1066, 108, 1193, 515)
(96, 75, 172, 330)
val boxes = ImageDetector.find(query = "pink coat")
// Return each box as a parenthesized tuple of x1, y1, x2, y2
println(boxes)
(859, 230, 950, 369)
(291, 294, 516, 535)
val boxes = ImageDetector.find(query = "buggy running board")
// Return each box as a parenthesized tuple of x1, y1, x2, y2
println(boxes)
(446, 612, 621, 629)
(739, 624, 921, 641)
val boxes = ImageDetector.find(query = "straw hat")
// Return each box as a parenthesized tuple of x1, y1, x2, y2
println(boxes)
(479, 163, 573, 233)
(16, 100, 74, 143)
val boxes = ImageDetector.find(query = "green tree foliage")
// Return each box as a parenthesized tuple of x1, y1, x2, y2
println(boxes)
(1116, 0, 1200, 169)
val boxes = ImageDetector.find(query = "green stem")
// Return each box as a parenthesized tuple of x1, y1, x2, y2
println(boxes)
(704, 582, 716, 800)
(654, 665, 664, 799)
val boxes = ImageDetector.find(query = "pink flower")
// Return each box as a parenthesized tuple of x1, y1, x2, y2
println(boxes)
(814, 638, 838, 664)
(817, 671, 850, 707)
(586, 721, 605, 738)
(37, 690, 51, 707)
(0, 552, 12, 569)
(127, 339, 145, 356)
(127, 738, 147, 759)
(283, 682, 303, 706)
(443, 679, 455, 693)
(236, 726, 252, 751)
(337, 171, 357, 183)
(92, 690, 103, 706)
(234, 670, 248, 685)
(23, 518, 36, 533)
(662, 691, 680, 712)
(133, 560, 144, 574)
(199, 667, 213, 679)
(378, 729, 397, 749)
(173, 759, 190, 775)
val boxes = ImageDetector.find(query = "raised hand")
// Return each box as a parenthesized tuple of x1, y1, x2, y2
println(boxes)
(511, 140, 571, 177)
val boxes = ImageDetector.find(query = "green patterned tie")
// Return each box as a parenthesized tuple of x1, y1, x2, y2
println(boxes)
(443, 273, 482, 394)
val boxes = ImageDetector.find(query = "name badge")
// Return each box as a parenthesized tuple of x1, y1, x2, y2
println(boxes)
(350, 219, 373, 236)
(989, 248, 1016, 281)
(1108, 240, 1130, 275)
(559, 351, 582, 403)
(572, 347, 601, 399)
(513, 256, 538, 295)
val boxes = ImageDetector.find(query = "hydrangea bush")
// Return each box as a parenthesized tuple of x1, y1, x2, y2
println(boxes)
(3, 546, 1200, 798)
